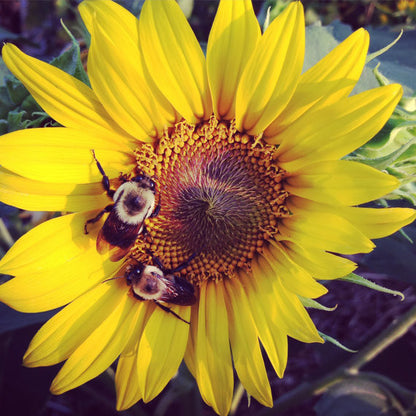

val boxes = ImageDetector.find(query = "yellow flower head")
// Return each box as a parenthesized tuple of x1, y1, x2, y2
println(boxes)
(0, 1, 414, 415)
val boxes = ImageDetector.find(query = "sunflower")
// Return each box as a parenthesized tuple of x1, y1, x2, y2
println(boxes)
(0, 0, 414, 414)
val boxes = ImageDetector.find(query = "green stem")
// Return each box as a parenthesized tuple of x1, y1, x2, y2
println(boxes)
(347, 305, 416, 373)
(0, 219, 14, 249)
(258, 305, 416, 415)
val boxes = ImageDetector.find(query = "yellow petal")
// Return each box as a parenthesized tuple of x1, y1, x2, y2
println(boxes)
(273, 84, 403, 169)
(264, 243, 328, 298)
(115, 302, 150, 411)
(264, 28, 369, 138)
(79, 0, 179, 127)
(239, 270, 288, 378)
(0, 250, 119, 313)
(51, 289, 136, 394)
(252, 256, 323, 344)
(0, 211, 120, 312)
(271, 278, 323, 344)
(194, 281, 233, 416)
(137, 304, 190, 402)
(277, 237, 357, 280)
(207, 0, 260, 120)
(224, 278, 272, 407)
(0, 168, 109, 212)
(340, 206, 416, 239)
(23, 280, 127, 367)
(235, 2, 304, 135)
(79, 1, 170, 142)
(139, 0, 212, 122)
(279, 211, 375, 255)
(115, 351, 142, 411)
(184, 305, 198, 378)
(0, 212, 116, 276)
(2, 44, 131, 142)
(285, 160, 400, 206)
(288, 196, 416, 240)
(0, 127, 134, 184)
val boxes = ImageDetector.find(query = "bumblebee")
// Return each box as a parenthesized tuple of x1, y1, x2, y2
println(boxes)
(125, 254, 196, 323)
(84, 150, 159, 261)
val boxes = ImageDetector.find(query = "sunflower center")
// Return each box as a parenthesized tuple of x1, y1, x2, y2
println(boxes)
(133, 117, 289, 283)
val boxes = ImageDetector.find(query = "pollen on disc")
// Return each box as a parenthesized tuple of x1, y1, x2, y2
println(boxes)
(134, 116, 290, 284)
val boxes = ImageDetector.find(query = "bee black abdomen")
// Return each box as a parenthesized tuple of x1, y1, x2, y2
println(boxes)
(101, 215, 141, 249)
(169, 293, 196, 306)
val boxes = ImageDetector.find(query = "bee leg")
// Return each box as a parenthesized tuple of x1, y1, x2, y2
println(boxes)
(84, 204, 114, 234)
(154, 301, 190, 324)
(91, 149, 115, 198)
(150, 254, 164, 270)
(144, 251, 196, 274)
(119, 173, 130, 183)
(168, 253, 197, 274)
(141, 224, 149, 236)
(151, 202, 161, 218)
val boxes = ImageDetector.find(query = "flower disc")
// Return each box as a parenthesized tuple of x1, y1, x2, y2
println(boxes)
(135, 117, 289, 283)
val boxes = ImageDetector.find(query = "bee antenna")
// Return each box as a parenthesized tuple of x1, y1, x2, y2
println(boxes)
(102, 275, 124, 283)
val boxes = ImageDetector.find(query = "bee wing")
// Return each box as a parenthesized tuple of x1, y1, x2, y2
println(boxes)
(96, 211, 144, 262)
(96, 228, 132, 262)
(158, 275, 196, 306)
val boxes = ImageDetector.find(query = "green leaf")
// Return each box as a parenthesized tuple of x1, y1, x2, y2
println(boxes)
(299, 296, 337, 311)
(0, 55, 12, 88)
(5, 76, 30, 106)
(339, 273, 404, 300)
(365, 27, 416, 95)
(392, 189, 416, 205)
(0, 120, 8, 135)
(399, 95, 416, 113)
(0, 86, 14, 119)
(318, 331, 357, 353)
(7, 110, 27, 132)
(303, 23, 341, 73)
(346, 137, 416, 170)
(366, 31, 403, 65)
(23, 112, 51, 129)
(20, 93, 42, 114)
(51, 20, 90, 86)
(262, 6, 271, 32)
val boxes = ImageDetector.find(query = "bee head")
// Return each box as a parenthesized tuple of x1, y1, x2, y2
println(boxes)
(129, 265, 165, 299)
(125, 263, 145, 286)
(132, 174, 156, 192)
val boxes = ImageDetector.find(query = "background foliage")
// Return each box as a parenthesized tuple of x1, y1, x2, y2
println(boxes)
(0, 1, 415, 415)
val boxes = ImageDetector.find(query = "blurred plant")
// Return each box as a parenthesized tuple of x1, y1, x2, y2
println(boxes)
(347, 67, 416, 206)
(257, 305, 416, 416)
(294, 0, 416, 28)
(0, 2, 415, 416)
(0, 23, 89, 136)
